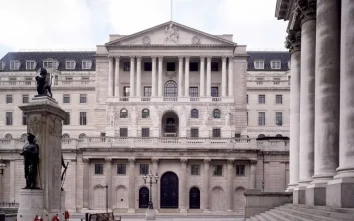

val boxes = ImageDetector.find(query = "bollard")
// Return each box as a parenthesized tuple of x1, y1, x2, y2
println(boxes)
(85, 213, 89, 221)
(0, 213, 5, 221)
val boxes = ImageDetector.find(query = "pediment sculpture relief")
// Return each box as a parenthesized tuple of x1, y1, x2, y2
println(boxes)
(165, 24, 179, 43)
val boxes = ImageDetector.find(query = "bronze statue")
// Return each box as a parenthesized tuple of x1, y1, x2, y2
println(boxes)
(35, 68, 53, 97)
(20, 133, 39, 189)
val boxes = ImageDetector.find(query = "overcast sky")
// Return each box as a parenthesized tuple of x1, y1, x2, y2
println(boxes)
(0, 0, 288, 58)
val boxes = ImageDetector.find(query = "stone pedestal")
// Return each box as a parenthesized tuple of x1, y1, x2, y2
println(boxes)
(17, 96, 67, 221)
(305, 183, 326, 206)
(293, 186, 306, 204)
(326, 178, 354, 208)
(145, 208, 156, 220)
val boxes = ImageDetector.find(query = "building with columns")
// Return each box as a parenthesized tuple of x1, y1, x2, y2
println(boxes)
(276, 0, 354, 208)
(0, 21, 289, 214)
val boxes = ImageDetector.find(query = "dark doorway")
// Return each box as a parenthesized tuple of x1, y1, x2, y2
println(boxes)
(189, 187, 200, 209)
(160, 172, 179, 208)
(139, 187, 149, 208)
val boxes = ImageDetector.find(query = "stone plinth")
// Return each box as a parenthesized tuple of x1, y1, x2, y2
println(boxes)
(305, 183, 326, 206)
(145, 208, 156, 220)
(293, 186, 306, 204)
(326, 177, 354, 208)
(17, 96, 67, 221)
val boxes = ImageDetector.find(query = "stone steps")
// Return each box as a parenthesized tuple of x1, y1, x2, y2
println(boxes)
(248, 204, 354, 221)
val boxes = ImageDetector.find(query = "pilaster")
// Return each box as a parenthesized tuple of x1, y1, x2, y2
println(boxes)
(184, 57, 190, 97)
(203, 158, 211, 212)
(179, 158, 188, 213)
(130, 56, 135, 97)
(128, 158, 136, 213)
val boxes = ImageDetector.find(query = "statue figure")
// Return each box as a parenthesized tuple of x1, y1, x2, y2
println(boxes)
(35, 68, 53, 97)
(225, 112, 231, 126)
(180, 110, 186, 128)
(20, 133, 39, 189)
(165, 23, 179, 43)
(203, 107, 210, 125)
(131, 106, 137, 125)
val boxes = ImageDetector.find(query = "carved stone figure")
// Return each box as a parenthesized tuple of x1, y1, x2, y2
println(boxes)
(131, 106, 137, 125)
(225, 112, 231, 126)
(180, 110, 186, 128)
(35, 68, 53, 97)
(153, 106, 160, 128)
(203, 107, 210, 125)
(20, 133, 40, 189)
(165, 23, 179, 43)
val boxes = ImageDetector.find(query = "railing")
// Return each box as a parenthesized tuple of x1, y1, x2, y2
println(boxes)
(0, 202, 19, 208)
(107, 96, 235, 103)
(0, 80, 95, 87)
(247, 80, 289, 88)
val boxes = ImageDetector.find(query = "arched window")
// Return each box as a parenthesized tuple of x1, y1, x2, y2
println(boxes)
(4, 134, 12, 139)
(120, 108, 128, 118)
(164, 80, 178, 97)
(213, 109, 221, 118)
(142, 109, 150, 118)
(191, 109, 199, 118)
(79, 133, 87, 139)
(62, 133, 70, 139)
(275, 134, 283, 137)
(258, 134, 266, 138)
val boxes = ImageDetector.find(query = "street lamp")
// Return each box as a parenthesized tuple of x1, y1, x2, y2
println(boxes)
(143, 170, 159, 209)
(0, 159, 6, 176)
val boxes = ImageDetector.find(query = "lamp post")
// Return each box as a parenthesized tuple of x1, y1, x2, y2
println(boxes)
(143, 170, 159, 210)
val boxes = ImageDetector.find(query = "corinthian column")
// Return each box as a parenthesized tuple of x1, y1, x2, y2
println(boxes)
(130, 57, 135, 97)
(105, 158, 113, 209)
(136, 56, 142, 97)
(327, 0, 354, 208)
(179, 158, 188, 213)
(250, 160, 257, 189)
(157, 56, 163, 97)
(203, 159, 211, 212)
(285, 31, 301, 193)
(294, 0, 316, 205)
(206, 57, 211, 97)
(114, 57, 120, 97)
(151, 158, 159, 209)
(228, 57, 234, 97)
(226, 159, 234, 212)
(184, 57, 190, 97)
(221, 57, 227, 97)
(108, 57, 114, 97)
(82, 158, 90, 209)
(151, 57, 157, 97)
(128, 158, 136, 213)
(178, 57, 183, 97)
(200, 57, 205, 96)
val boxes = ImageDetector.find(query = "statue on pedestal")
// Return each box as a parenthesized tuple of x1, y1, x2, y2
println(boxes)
(35, 68, 53, 97)
(20, 133, 40, 189)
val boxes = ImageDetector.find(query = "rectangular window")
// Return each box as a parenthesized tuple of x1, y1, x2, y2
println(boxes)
(26, 61, 36, 70)
(212, 128, 221, 138)
(191, 165, 200, 175)
(22, 94, 29, 103)
(123, 87, 130, 97)
(140, 164, 149, 175)
(63, 94, 70, 104)
(22, 113, 27, 125)
(256, 77, 264, 85)
(6, 112, 13, 125)
(211, 87, 219, 97)
(66, 61, 75, 69)
(236, 165, 245, 176)
(43, 61, 58, 69)
(258, 95, 265, 104)
(120, 128, 128, 137)
(80, 112, 87, 125)
(80, 94, 87, 104)
(117, 164, 126, 175)
(190, 128, 199, 138)
(276, 95, 283, 104)
(82, 61, 92, 69)
(63, 112, 70, 125)
(254, 60, 264, 69)
(271, 61, 281, 69)
(54, 75, 58, 85)
(258, 112, 265, 126)
(246, 94, 248, 104)
(123, 62, 130, 71)
(276, 112, 283, 126)
(142, 128, 150, 137)
(10, 61, 20, 70)
(144, 86, 151, 97)
(189, 87, 199, 97)
(189, 62, 198, 71)
(144, 62, 152, 71)
(273, 77, 281, 85)
(211, 62, 219, 71)
(94, 164, 104, 175)
(167, 62, 175, 71)
(213, 165, 223, 176)
(65, 77, 73, 82)
(6, 95, 13, 104)
(25, 77, 32, 85)
(0, 62, 4, 70)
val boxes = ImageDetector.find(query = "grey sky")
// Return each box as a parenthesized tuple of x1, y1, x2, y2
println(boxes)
(0, 0, 288, 58)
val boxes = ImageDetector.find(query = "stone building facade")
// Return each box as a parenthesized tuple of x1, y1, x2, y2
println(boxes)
(0, 21, 289, 214)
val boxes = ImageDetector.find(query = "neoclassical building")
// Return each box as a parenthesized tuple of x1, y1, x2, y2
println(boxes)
(0, 21, 289, 214)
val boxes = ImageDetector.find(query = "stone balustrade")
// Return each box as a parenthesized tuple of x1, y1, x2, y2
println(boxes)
(247, 80, 289, 89)
(0, 137, 289, 151)
(106, 96, 235, 103)
(0, 80, 95, 88)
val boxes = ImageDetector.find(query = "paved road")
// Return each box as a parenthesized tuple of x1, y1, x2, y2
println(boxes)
(70, 218, 243, 221)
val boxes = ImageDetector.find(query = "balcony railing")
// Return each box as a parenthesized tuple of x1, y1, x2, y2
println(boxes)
(0, 80, 95, 88)
(107, 96, 235, 103)
(247, 80, 289, 88)
(0, 137, 289, 151)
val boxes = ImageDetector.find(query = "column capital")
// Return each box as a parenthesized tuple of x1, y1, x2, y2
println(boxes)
(128, 158, 135, 164)
(285, 30, 301, 53)
(108, 55, 114, 59)
(114, 56, 120, 59)
(227, 159, 234, 165)
(206, 56, 212, 60)
(151, 158, 159, 163)
(105, 158, 113, 163)
(222, 56, 227, 61)
(178, 56, 184, 60)
(158, 56, 163, 60)
(204, 158, 211, 164)
(180, 158, 188, 164)
(200, 56, 205, 60)
(250, 160, 258, 165)
(228, 56, 234, 60)
(151, 56, 157, 60)
(130, 56, 135, 60)
(136, 56, 142, 60)
(82, 158, 90, 163)
(295, 0, 316, 23)
(185, 56, 190, 60)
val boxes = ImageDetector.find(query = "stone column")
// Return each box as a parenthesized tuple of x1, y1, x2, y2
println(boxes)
(228, 57, 234, 97)
(70, 160, 77, 211)
(184, 57, 190, 97)
(9, 160, 16, 202)
(203, 159, 211, 212)
(206, 57, 212, 97)
(179, 158, 188, 213)
(105, 158, 113, 210)
(294, 1, 316, 205)
(250, 160, 257, 189)
(306, 0, 341, 206)
(83, 158, 90, 209)
(151, 57, 157, 97)
(151, 158, 159, 209)
(327, 0, 354, 208)
(128, 158, 136, 212)
(178, 57, 184, 97)
(226, 159, 234, 212)
(136, 56, 142, 97)
(200, 57, 205, 97)
(157, 56, 163, 97)
(114, 57, 120, 97)
(108, 57, 114, 97)
(285, 31, 301, 192)
(221, 57, 227, 97)
(130, 57, 135, 97)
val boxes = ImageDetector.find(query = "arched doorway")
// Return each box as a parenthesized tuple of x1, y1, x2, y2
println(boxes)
(160, 172, 179, 208)
(234, 187, 246, 215)
(189, 187, 200, 209)
(139, 187, 149, 208)
(161, 111, 179, 137)
(211, 186, 224, 211)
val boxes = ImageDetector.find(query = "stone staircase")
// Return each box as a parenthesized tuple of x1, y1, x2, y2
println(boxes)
(246, 204, 354, 221)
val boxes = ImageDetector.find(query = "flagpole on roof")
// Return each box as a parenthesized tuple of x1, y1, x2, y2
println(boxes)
(171, 0, 173, 21)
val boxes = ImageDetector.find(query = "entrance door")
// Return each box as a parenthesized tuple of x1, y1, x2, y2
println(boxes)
(139, 187, 149, 208)
(189, 187, 200, 209)
(160, 172, 179, 208)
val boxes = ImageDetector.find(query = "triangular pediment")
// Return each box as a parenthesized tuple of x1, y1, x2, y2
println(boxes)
(106, 21, 236, 47)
